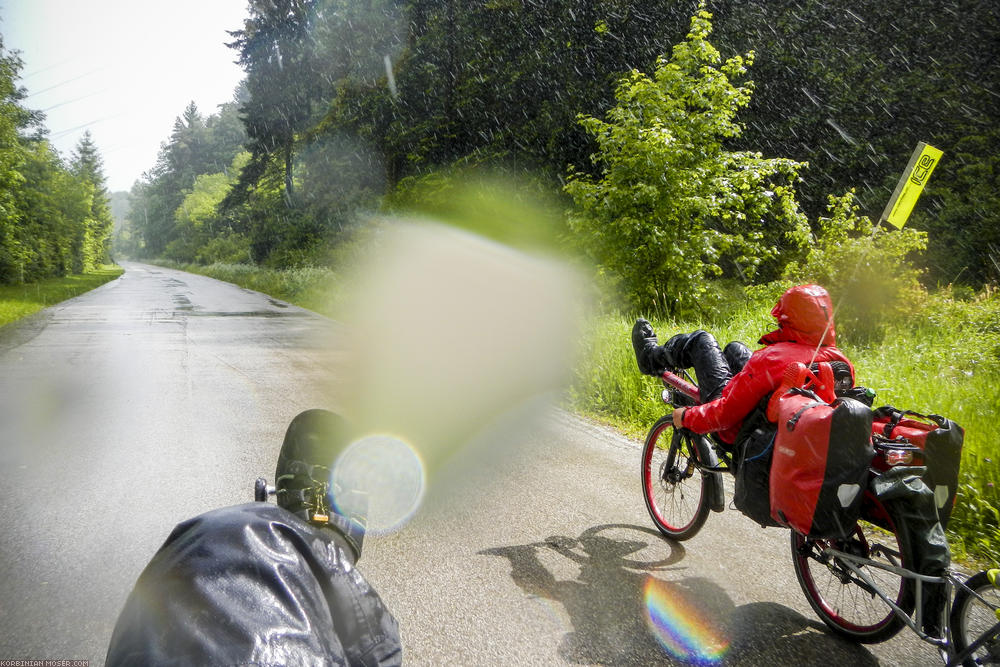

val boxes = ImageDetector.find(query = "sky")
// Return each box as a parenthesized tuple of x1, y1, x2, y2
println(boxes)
(1, 0, 248, 192)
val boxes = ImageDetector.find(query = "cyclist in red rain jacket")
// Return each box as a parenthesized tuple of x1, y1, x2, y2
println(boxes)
(631, 284, 854, 445)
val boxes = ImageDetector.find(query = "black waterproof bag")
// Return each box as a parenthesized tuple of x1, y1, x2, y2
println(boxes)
(733, 407, 781, 528)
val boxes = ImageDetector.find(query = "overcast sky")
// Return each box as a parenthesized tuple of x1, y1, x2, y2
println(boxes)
(1, 0, 248, 192)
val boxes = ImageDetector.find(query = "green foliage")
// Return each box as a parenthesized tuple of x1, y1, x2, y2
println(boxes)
(0, 35, 114, 285)
(712, 0, 998, 288)
(386, 165, 568, 255)
(228, 0, 334, 196)
(0, 39, 30, 283)
(122, 0, 998, 294)
(922, 129, 1000, 285)
(784, 190, 928, 343)
(127, 97, 247, 259)
(953, 483, 1000, 565)
(194, 233, 252, 265)
(377, 0, 693, 184)
(564, 6, 810, 315)
(165, 160, 244, 264)
(70, 131, 114, 271)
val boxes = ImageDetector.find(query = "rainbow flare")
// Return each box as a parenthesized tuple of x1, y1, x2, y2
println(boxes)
(644, 577, 729, 664)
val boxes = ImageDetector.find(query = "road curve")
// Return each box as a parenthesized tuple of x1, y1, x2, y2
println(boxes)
(0, 262, 940, 665)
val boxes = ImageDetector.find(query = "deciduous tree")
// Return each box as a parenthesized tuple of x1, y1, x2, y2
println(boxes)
(565, 7, 809, 314)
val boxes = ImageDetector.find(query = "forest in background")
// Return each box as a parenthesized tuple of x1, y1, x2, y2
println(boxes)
(102, 0, 997, 309)
(0, 35, 114, 284)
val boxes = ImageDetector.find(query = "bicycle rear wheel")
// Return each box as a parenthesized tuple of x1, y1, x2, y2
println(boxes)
(791, 492, 915, 643)
(641, 415, 710, 540)
(950, 569, 1000, 666)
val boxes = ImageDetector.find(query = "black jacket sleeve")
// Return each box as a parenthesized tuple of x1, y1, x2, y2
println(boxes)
(106, 503, 401, 667)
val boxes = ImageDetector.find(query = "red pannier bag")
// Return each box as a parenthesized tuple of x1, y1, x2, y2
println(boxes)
(872, 407, 964, 528)
(767, 363, 874, 538)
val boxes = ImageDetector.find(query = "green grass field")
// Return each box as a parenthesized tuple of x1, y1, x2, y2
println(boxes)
(0, 265, 124, 328)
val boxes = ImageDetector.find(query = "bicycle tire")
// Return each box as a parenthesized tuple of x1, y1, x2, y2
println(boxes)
(950, 570, 1000, 666)
(641, 415, 710, 540)
(791, 491, 915, 643)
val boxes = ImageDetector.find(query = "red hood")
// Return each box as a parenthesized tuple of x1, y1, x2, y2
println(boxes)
(759, 284, 836, 347)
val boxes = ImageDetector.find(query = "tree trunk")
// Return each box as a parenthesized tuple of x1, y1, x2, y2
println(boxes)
(283, 142, 294, 206)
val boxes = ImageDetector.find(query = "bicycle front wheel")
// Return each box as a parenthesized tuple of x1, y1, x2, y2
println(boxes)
(791, 492, 915, 643)
(641, 415, 710, 540)
(950, 569, 1000, 666)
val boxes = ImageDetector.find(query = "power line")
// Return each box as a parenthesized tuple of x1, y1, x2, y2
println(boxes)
(40, 89, 110, 112)
(23, 68, 104, 98)
(49, 112, 130, 139)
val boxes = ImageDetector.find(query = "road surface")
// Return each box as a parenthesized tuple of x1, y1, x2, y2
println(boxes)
(0, 262, 942, 665)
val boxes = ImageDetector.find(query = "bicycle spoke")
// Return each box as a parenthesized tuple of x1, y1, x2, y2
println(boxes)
(642, 417, 709, 540)
(791, 495, 914, 643)
(952, 573, 1000, 666)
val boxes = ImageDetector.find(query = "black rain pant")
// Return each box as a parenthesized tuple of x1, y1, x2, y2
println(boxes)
(643, 330, 751, 401)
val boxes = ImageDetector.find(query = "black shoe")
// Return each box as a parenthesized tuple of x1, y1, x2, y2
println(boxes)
(276, 409, 366, 559)
(631, 318, 659, 375)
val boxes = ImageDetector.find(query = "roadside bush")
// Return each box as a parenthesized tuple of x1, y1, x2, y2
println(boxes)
(564, 6, 810, 317)
(194, 233, 252, 265)
(783, 191, 928, 344)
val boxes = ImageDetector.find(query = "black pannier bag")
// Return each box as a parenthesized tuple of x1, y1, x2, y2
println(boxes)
(872, 406, 964, 528)
(732, 406, 781, 528)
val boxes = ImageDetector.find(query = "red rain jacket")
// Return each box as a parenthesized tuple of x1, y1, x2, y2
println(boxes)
(681, 285, 854, 444)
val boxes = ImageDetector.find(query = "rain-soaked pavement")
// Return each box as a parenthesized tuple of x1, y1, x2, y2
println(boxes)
(0, 262, 941, 665)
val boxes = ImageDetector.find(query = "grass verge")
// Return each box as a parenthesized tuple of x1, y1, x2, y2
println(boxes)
(155, 261, 340, 317)
(0, 265, 124, 328)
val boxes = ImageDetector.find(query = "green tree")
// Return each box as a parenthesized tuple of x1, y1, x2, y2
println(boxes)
(711, 0, 1000, 286)
(372, 0, 693, 185)
(13, 138, 86, 280)
(129, 96, 247, 257)
(228, 0, 327, 200)
(564, 6, 809, 314)
(0, 36, 30, 283)
(166, 152, 252, 264)
(70, 131, 114, 270)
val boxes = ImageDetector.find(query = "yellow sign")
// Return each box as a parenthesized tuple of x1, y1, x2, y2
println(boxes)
(880, 142, 943, 229)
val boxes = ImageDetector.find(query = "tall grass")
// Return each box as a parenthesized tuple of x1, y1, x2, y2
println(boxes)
(568, 287, 1000, 565)
(0, 265, 124, 328)
(157, 261, 341, 317)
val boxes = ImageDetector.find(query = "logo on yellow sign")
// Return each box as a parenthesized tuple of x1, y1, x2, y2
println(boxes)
(881, 142, 943, 229)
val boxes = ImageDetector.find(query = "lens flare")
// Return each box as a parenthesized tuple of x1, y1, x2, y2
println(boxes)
(331, 219, 585, 474)
(330, 434, 425, 536)
(644, 577, 729, 664)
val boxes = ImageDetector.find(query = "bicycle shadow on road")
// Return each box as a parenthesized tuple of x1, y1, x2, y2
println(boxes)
(480, 523, 880, 666)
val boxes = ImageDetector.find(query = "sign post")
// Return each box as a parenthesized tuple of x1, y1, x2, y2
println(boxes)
(880, 142, 943, 229)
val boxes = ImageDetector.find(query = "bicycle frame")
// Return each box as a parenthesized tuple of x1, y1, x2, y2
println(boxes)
(659, 369, 734, 475)
(659, 368, 701, 404)
(817, 544, 999, 666)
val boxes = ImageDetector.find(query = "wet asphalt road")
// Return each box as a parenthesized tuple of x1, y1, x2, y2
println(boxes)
(0, 262, 940, 665)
